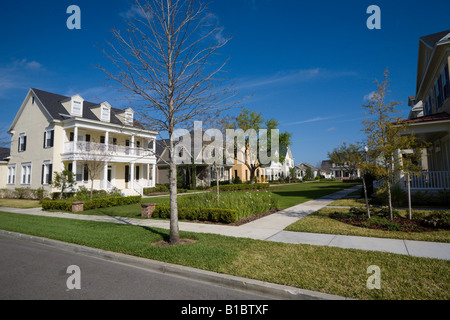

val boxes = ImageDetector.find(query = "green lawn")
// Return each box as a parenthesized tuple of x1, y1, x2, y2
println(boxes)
(77, 181, 359, 219)
(269, 182, 359, 209)
(0, 211, 448, 300)
(0, 199, 41, 209)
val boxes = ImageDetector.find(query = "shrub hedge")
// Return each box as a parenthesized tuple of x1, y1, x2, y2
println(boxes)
(219, 183, 270, 192)
(41, 196, 142, 212)
(153, 205, 237, 224)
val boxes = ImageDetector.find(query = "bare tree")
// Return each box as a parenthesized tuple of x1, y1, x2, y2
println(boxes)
(96, 0, 237, 244)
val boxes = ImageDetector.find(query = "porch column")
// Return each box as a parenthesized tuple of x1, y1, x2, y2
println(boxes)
(103, 162, 108, 190)
(130, 162, 135, 190)
(72, 160, 77, 184)
(131, 135, 135, 156)
(104, 131, 109, 149)
(62, 128, 66, 153)
(152, 164, 156, 187)
(73, 126, 78, 153)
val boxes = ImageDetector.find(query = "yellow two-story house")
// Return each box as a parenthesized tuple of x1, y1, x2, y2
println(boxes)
(6, 88, 158, 195)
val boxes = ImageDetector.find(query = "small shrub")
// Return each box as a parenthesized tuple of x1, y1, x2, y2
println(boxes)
(41, 199, 72, 211)
(14, 187, 33, 199)
(42, 196, 141, 212)
(143, 185, 169, 195)
(153, 205, 237, 223)
(219, 183, 269, 192)
(420, 211, 450, 229)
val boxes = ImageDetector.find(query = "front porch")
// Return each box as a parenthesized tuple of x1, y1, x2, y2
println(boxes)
(65, 161, 156, 196)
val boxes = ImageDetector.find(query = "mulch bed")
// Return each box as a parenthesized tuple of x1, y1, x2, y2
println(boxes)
(332, 216, 439, 233)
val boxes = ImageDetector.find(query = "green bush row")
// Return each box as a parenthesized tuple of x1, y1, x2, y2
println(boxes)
(219, 183, 270, 192)
(41, 196, 142, 212)
(153, 205, 237, 224)
(143, 185, 169, 194)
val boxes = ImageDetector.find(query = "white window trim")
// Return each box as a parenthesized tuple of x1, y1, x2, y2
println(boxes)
(101, 106, 110, 121)
(71, 100, 83, 116)
(125, 112, 134, 124)
(21, 162, 32, 185)
(18, 133, 26, 152)
(42, 161, 52, 185)
(44, 129, 53, 148)
(7, 164, 16, 185)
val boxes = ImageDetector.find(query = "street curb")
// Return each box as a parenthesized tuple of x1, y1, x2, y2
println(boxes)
(0, 229, 351, 300)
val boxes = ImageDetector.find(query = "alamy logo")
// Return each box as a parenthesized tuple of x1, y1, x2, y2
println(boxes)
(67, 5, 81, 30)
(366, 5, 381, 30)
(171, 121, 280, 166)
(66, 265, 81, 290)
(366, 265, 381, 290)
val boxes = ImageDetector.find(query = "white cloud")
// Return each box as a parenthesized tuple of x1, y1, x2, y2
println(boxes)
(283, 116, 334, 126)
(14, 59, 44, 71)
(364, 91, 376, 101)
(0, 59, 45, 98)
(119, 5, 148, 20)
(237, 68, 357, 90)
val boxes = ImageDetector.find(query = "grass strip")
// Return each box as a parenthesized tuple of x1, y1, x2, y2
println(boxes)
(285, 207, 450, 243)
(0, 211, 448, 300)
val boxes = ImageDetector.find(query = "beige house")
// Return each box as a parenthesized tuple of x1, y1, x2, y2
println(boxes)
(5, 88, 158, 195)
(155, 130, 234, 187)
(402, 30, 450, 190)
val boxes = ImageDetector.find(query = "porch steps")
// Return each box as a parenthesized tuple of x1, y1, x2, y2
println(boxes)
(121, 189, 141, 197)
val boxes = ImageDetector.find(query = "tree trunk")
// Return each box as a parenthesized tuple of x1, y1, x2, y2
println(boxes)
(386, 179, 393, 220)
(90, 180, 94, 200)
(249, 166, 256, 184)
(216, 167, 220, 202)
(362, 175, 370, 219)
(169, 160, 180, 244)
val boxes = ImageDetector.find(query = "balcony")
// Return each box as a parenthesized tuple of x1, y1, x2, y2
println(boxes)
(63, 141, 156, 163)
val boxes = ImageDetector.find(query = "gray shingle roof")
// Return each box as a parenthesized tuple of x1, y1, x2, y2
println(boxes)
(31, 88, 144, 129)
(420, 30, 450, 48)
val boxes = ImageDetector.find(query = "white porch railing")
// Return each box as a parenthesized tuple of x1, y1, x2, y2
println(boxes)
(133, 180, 143, 196)
(64, 141, 154, 158)
(373, 171, 450, 191)
(409, 171, 450, 190)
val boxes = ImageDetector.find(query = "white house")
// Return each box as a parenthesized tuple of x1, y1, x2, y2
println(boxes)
(5, 88, 158, 196)
(294, 162, 319, 180)
(264, 147, 294, 181)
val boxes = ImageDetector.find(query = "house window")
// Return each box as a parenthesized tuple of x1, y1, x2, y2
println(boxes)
(43, 130, 54, 148)
(71, 100, 82, 115)
(75, 164, 89, 182)
(18, 133, 27, 152)
(125, 112, 133, 124)
(42, 161, 53, 185)
(7, 165, 16, 185)
(21, 163, 32, 185)
(443, 64, 450, 100)
(101, 106, 110, 121)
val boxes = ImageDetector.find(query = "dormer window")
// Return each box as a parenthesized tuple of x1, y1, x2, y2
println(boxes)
(71, 100, 82, 116)
(101, 106, 110, 121)
(125, 112, 133, 125)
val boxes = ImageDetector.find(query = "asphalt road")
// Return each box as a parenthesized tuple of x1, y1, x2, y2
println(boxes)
(0, 235, 269, 300)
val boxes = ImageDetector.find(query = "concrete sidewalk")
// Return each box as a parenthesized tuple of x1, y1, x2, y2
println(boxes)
(1, 184, 449, 260)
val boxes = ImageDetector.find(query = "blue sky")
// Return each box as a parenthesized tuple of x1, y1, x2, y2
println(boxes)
(0, 0, 449, 166)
